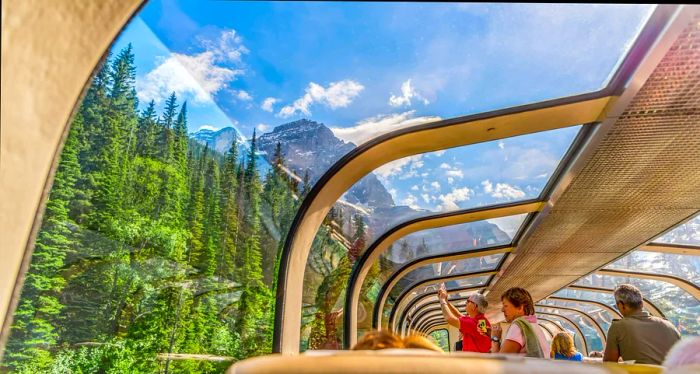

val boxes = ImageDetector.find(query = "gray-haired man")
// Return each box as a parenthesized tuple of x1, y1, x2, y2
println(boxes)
(438, 283, 491, 352)
(603, 284, 680, 364)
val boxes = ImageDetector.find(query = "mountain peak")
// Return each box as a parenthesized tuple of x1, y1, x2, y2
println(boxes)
(271, 118, 324, 133)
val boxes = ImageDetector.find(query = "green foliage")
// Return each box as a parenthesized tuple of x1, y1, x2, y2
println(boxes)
(3, 44, 300, 373)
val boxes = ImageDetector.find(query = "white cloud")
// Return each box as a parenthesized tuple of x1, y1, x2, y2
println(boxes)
(434, 150, 446, 157)
(437, 187, 473, 211)
(439, 163, 451, 169)
(535, 173, 549, 179)
(498, 141, 505, 150)
(256, 123, 270, 132)
(400, 194, 420, 210)
(236, 90, 253, 101)
(199, 29, 249, 63)
(447, 177, 455, 185)
(482, 180, 526, 200)
(445, 169, 464, 178)
(137, 29, 248, 105)
(261, 97, 279, 112)
(431, 181, 441, 190)
(137, 52, 243, 104)
(388, 79, 430, 107)
(278, 80, 364, 118)
(197, 125, 220, 132)
(331, 111, 441, 146)
(421, 194, 430, 204)
(374, 154, 423, 180)
(411, 185, 419, 191)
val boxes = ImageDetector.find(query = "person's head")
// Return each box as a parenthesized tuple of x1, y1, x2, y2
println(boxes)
(402, 335, 444, 352)
(589, 350, 603, 358)
(663, 337, 700, 369)
(500, 287, 535, 322)
(352, 330, 403, 350)
(466, 293, 488, 317)
(613, 284, 643, 317)
(551, 332, 577, 358)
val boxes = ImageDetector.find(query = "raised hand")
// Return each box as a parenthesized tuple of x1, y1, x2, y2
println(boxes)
(438, 283, 447, 301)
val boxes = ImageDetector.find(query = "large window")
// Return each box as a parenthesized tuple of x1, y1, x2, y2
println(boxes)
(575, 274, 699, 335)
(3, 1, 656, 371)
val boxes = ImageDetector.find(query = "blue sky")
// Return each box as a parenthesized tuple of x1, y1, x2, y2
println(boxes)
(110, 2, 653, 213)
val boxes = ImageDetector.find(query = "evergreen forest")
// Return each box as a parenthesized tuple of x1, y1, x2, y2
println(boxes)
(2, 44, 369, 373)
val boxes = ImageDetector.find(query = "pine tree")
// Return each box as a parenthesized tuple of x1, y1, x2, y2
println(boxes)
(158, 92, 178, 161)
(219, 138, 239, 278)
(136, 100, 158, 158)
(6, 112, 82, 371)
(173, 102, 189, 171)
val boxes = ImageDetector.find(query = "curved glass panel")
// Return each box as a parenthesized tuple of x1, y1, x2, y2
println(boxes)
(540, 320, 564, 334)
(3, 1, 657, 369)
(408, 290, 478, 321)
(540, 299, 616, 332)
(355, 126, 581, 245)
(392, 253, 504, 297)
(380, 253, 504, 320)
(391, 275, 490, 331)
(385, 274, 492, 325)
(287, 2, 652, 353)
(429, 329, 450, 352)
(5, 20, 301, 373)
(383, 214, 527, 276)
(536, 306, 603, 352)
(575, 274, 700, 335)
(652, 214, 700, 247)
(553, 289, 618, 309)
(606, 250, 700, 287)
(535, 314, 586, 353)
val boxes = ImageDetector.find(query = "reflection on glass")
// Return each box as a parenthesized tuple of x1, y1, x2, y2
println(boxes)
(575, 274, 700, 335)
(4, 43, 298, 372)
(536, 314, 587, 353)
(393, 254, 504, 296)
(380, 253, 504, 317)
(408, 291, 476, 322)
(540, 298, 616, 332)
(606, 250, 700, 286)
(391, 275, 490, 330)
(382, 214, 526, 276)
(536, 306, 603, 352)
(652, 214, 700, 246)
(350, 126, 581, 244)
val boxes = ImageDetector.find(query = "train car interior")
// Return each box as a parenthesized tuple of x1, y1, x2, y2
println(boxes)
(2, 2, 699, 373)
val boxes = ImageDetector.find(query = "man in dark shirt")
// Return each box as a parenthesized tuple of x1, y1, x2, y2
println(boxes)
(438, 283, 491, 353)
(603, 284, 681, 364)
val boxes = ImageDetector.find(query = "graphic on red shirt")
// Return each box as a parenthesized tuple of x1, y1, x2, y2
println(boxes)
(459, 314, 491, 353)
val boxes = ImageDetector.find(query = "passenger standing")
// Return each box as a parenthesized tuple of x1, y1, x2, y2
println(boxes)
(437, 283, 491, 353)
(603, 284, 680, 365)
(490, 287, 550, 358)
(550, 332, 583, 361)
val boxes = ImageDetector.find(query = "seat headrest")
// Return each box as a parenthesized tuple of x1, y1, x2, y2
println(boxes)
(226, 351, 626, 374)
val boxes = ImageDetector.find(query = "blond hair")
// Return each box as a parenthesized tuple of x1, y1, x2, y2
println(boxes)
(403, 335, 444, 352)
(353, 330, 403, 350)
(551, 332, 577, 358)
(352, 330, 444, 353)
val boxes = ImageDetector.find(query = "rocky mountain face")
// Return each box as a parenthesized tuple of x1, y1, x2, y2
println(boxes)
(192, 119, 395, 209)
(191, 119, 511, 253)
(190, 127, 241, 154)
